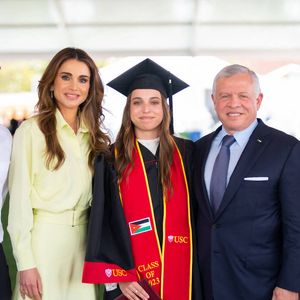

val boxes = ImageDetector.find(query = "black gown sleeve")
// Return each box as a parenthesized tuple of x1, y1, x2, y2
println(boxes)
(85, 154, 135, 300)
(85, 154, 134, 269)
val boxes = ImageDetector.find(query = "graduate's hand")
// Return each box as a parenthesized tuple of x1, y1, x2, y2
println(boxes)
(272, 287, 299, 300)
(119, 281, 149, 300)
(19, 268, 43, 300)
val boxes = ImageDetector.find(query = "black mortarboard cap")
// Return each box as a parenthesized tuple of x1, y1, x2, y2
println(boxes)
(107, 58, 189, 134)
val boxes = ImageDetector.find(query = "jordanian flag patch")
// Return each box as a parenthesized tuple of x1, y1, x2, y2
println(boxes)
(129, 217, 152, 235)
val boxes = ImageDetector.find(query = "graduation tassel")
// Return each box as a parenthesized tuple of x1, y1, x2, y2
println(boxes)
(168, 75, 174, 135)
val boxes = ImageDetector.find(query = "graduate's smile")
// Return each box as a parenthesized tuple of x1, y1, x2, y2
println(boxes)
(139, 116, 155, 121)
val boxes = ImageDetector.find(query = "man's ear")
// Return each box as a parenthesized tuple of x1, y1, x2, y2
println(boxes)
(211, 94, 216, 106)
(256, 93, 263, 110)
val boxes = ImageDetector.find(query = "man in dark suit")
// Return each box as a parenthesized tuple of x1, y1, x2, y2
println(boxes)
(193, 64, 300, 300)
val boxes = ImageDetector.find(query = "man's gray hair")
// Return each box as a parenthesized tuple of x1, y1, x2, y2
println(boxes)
(212, 64, 261, 96)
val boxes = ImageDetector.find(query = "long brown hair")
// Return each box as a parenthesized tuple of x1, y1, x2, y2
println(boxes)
(115, 92, 174, 193)
(37, 47, 110, 170)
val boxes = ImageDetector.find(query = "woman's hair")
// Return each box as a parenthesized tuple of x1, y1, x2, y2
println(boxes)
(36, 47, 110, 170)
(115, 92, 174, 193)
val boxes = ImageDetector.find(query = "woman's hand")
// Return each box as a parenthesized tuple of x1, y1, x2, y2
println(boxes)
(19, 268, 42, 300)
(119, 281, 149, 300)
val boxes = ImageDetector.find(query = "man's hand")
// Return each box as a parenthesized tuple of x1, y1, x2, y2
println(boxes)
(19, 268, 42, 300)
(272, 287, 299, 300)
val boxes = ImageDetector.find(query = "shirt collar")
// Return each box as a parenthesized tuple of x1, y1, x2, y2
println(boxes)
(217, 119, 258, 147)
(55, 109, 89, 133)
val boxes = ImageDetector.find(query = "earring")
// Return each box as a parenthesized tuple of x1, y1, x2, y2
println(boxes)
(50, 90, 54, 99)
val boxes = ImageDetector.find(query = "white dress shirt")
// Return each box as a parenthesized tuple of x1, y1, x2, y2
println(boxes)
(0, 125, 12, 243)
(204, 120, 258, 197)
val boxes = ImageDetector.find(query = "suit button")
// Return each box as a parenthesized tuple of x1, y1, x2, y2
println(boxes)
(212, 223, 220, 229)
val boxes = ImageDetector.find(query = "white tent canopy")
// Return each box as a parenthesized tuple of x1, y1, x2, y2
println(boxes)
(1, 0, 300, 60)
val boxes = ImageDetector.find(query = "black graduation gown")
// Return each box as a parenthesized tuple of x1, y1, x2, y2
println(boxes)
(84, 137, 202, 300)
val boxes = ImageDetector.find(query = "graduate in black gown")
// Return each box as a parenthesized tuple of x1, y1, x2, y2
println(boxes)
(83, 59, 202, 300)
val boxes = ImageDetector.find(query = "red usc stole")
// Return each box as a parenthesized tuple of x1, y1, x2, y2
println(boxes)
(119, 140, 192, 299)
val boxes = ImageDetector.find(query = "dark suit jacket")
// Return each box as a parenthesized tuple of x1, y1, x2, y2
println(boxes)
(193, 119, 300, 300)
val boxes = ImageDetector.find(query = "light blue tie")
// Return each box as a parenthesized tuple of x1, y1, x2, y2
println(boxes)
(210, 135, 235, 214)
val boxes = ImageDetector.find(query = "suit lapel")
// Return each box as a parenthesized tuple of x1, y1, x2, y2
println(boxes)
(215, 121, 272, 219)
